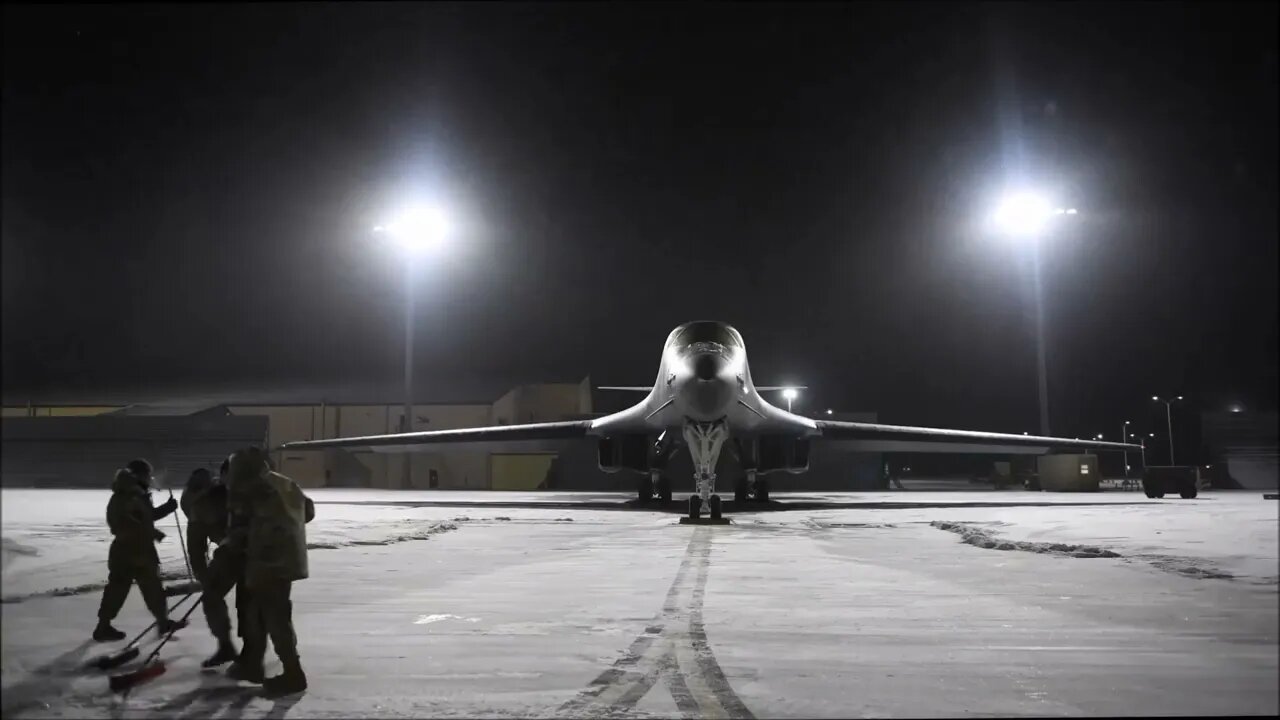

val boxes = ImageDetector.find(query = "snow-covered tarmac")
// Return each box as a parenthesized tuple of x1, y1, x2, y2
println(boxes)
(2, 488, 1277, 718)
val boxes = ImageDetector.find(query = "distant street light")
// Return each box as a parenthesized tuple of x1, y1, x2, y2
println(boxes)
(375, 203, 451, 488)
(990, 190, 1079, 436)
(782, 387, 799, 413)
(825, 408, 833, 416)
(1152, 396, 1183, 465)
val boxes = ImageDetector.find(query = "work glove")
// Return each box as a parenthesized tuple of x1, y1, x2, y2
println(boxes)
(157, 495, 178, 515)
(152, 528, 166, 543)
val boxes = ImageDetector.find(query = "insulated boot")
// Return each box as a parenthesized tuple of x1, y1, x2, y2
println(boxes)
(227, 660, 265, 684)
(156, 617, 188, 638)
(263, 659, 308, 696)
(202, 641, 239, 668)
(92, 622, 126, 642)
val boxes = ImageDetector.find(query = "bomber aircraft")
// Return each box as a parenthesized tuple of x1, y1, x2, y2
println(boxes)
(280, 321, 1139, 520)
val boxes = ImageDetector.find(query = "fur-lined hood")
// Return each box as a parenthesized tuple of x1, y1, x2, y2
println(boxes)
(111, 469, 146, 495)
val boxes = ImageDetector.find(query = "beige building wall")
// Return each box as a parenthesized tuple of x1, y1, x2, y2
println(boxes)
(7, 378, 590, 491)
(228, 406, 325, 488)
(2, 406, 124, 417)
(228, 402, 495, 490)
(490, 379, 592, 426)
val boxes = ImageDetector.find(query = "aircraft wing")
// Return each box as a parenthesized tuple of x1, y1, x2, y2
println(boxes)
(277, 420, 594, 454)
(813, 421, 1142, 455)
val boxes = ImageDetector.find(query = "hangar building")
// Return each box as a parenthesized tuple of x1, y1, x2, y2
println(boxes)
(2, 379, 883, 491)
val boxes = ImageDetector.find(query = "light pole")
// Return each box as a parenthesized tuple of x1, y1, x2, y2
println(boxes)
(783, 388, 798, 413)
(992, 192, 1078, 436)
(1131, 433, 1151, 470)
(1121, 420, 1131, 477)
(375, 204, 450, 488)
(1151, 396, 1182, 465)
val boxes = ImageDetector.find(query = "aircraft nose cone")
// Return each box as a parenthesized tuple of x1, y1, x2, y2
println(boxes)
(693, 352, 723, 381)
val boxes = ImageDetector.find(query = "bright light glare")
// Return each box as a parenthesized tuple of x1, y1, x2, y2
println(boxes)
(782, 388, 798, 401)
(993, 192, 1055, 238)
(825, 409, 833, 415)
(1230, 403, 1244, 413)
(1152, 396, 1160, 401)
(375, 205, 449, 254)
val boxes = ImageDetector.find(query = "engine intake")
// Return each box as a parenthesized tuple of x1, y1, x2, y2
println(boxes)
(753, 435, 811, 474)
(597, 435, 653, 473)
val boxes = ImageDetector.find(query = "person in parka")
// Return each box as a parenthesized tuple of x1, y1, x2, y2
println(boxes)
(93, 458, 188, 642)
(181, 465, 246, 667)
(222, 447, 315, 695)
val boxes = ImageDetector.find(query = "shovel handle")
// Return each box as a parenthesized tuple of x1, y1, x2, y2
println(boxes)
(119, 590, 199, 651)
(138, 591, 204, 668)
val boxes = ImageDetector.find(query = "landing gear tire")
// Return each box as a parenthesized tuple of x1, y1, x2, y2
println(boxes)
(656, 475, 672, 504)
(754, 478, 770, 503)
(734, 477, 749, 504)
(637, 477, 654, 503)
(709, 494, 722, 520)
(688, 495, 703, 520)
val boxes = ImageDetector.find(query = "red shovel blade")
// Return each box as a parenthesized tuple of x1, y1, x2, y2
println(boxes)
(109, 661, 166, 693)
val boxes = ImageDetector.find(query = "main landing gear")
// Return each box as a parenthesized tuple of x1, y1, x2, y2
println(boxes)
(638, 471, 673, 504)
(733, 469, 770, 504)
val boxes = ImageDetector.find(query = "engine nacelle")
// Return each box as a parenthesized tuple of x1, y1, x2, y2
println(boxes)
(753, 435, 811, 475)
(597, 435, 654, 474)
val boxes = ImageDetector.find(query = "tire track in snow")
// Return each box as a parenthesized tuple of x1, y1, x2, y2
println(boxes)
(558, 526, 753, 719)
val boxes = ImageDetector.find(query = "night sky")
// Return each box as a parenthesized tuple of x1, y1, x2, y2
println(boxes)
(2, 3, 1276, 445)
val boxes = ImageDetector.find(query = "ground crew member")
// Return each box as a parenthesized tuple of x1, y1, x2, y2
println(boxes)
(93, 459, 188, 642)
(180, 465, 242, 667)
(223, 447, 315, 695)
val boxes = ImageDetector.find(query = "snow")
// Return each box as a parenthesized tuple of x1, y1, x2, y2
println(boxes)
(2, 488, 1277, 718)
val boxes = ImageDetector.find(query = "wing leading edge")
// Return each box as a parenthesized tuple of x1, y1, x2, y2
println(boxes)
(814, 420, 1142, 455)
(277, 420, 593, 454)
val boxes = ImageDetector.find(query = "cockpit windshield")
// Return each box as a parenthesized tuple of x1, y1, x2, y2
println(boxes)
(670, 321, 743, 349)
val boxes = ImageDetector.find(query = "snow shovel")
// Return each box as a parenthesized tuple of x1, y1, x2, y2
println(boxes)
(108, 591, 204, 693)
(86, 591, 200, 671)
(152, 470, 193, 581)
(171, 488, 193, 580)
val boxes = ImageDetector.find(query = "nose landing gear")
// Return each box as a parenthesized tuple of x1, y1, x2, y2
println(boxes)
(680, 420, 730, 524)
